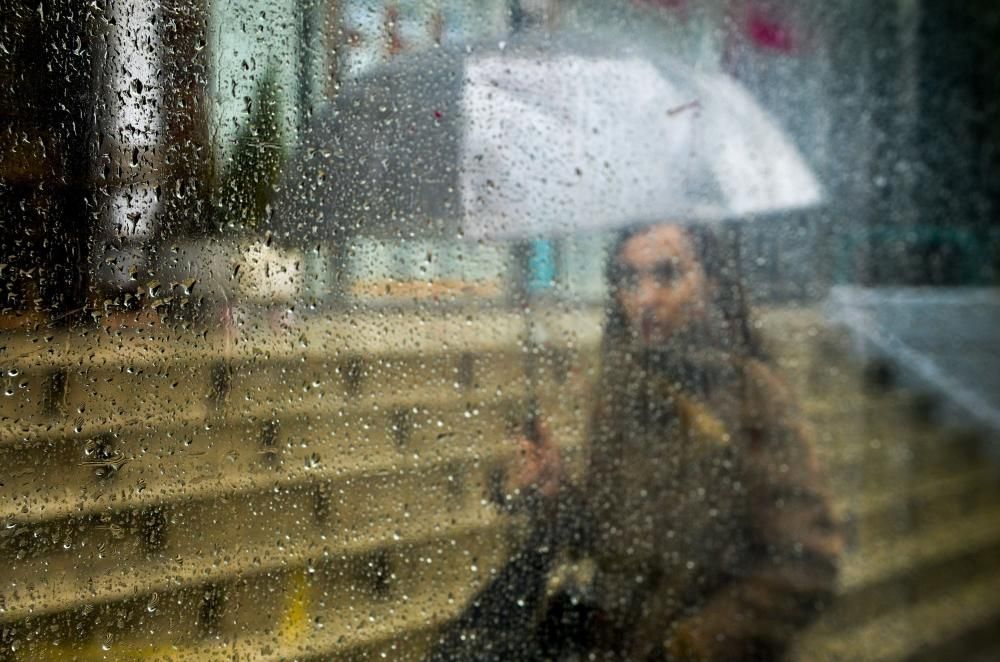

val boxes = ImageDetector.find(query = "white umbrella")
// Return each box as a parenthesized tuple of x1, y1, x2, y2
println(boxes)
(271, 33, 822, 243)
(459, 52, 821, 239)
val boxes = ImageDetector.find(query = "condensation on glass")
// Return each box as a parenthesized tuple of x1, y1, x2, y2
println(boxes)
(1, 1, 999, 660)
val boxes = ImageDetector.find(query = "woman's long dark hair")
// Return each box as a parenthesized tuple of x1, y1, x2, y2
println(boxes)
(584, 221, 769, 524)
(601, 222, 766, 361)
(582, 221, 771, 498)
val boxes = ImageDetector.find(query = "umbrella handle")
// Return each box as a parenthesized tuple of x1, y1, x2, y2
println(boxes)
(523, 397, 544, 446)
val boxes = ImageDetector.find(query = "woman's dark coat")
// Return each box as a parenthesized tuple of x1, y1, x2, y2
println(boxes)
(432, 323, 842, 662)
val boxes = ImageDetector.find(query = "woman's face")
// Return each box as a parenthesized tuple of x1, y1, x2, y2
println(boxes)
(617, 224, 710, 347)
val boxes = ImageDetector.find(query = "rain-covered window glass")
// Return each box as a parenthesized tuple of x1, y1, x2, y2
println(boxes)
(3, 1, 1000, 660)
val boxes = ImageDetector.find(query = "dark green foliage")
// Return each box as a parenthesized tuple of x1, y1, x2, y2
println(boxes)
(213, 70, 285, 234)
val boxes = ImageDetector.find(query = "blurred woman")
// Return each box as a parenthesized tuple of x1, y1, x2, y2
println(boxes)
(432, 222, 842, 661)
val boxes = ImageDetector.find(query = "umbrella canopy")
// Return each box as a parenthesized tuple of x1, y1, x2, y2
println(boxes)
(271, 32, 822, 243)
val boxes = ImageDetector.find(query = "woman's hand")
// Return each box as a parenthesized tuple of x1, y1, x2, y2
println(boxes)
(507, 419, 563, 501)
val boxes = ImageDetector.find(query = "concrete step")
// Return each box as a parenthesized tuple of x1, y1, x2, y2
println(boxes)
(792, 565, 1000, 661)
(0, 460, 508, 625)
(3, 525, 508, 661)
(0, 394, 524, 528)
(841, 504, 1000, 595)
(839, 464, 1000, 549)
